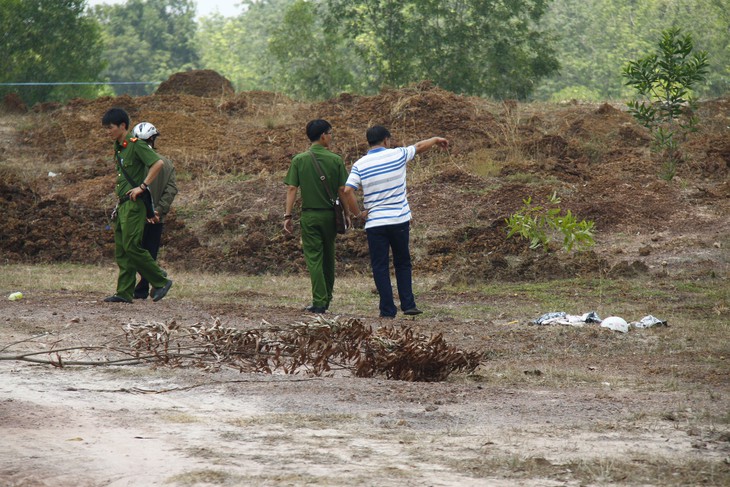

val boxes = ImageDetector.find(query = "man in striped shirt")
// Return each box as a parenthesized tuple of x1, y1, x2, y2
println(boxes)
(343, 125, 449, 318)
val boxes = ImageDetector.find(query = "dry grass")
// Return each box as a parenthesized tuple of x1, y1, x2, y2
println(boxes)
(229, 413, 358, 429)
(165, 469, 234, 485)
(447, 454, 728, 485)
(1, 261, 728, 486)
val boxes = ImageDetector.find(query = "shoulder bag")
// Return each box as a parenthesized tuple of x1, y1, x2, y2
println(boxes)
(309, 151, 347, 234)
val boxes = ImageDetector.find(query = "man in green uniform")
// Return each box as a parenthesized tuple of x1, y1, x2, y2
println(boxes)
(102, 108, 172, 303)
(283, 119, 348, 313)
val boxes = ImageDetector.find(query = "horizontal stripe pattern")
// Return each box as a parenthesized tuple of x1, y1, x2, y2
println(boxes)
(346, 146, 416, 229)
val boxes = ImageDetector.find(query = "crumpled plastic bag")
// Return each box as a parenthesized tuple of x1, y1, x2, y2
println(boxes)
(532, 312, 567, 325)
(600, 316, 629, 333)
(631, 315, 668, 329)
(532, 311, 601, 327)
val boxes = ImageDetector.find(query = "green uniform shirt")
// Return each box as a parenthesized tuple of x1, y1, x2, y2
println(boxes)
(284, 144, 347, 209)
(114, 134, 161, 198)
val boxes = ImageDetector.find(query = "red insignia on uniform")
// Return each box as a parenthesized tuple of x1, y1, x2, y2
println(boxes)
(122, 140, 128, 148)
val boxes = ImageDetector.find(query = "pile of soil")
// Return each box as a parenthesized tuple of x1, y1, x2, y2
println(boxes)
(155, 69, 235, 97)
(1, 71, 728, 281)
(2, 93, 27, 113)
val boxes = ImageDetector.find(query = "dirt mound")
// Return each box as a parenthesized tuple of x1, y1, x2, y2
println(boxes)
(312, 81, 499, 161)
(3, 85, 728, 280)
(3, 93, 27, 113)
(0, 176, 113, 264)
(155, 69, 235, 97)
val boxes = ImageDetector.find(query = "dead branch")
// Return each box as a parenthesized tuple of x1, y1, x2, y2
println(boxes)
(0, 316, 483, 381)
(0, 332, 53, 353)
(122, 316, 483, 381)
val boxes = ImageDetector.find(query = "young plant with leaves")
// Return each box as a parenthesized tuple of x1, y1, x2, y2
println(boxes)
(506, 192, 595, 252)
(622, 27, 708, 180)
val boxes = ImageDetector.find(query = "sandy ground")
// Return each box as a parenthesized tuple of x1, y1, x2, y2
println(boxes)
(1, 291, 728, 487)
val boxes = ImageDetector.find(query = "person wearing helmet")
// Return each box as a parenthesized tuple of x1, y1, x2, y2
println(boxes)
(101, 107, 173, 303)
(131, 122, 178, 300)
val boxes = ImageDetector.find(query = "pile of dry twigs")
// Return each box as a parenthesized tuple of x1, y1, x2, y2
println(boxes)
(124, 316, 482, 382)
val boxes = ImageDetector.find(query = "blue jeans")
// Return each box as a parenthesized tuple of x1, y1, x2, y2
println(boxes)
(366, 221, 416, 317)
(134, 222, 164, 297)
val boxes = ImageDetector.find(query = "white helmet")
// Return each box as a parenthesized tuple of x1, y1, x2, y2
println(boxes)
(132, 122, 160, 141)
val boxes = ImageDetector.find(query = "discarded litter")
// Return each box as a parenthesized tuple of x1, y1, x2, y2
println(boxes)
(601, 316, 629, 333)
(531, 311, 667, 333)
(632, 315, 668, 328)
(533, 312, 566, 325)
(48, 171, 58, 177)
(532, 311, 601, 327)
(8, 292, 23, 301)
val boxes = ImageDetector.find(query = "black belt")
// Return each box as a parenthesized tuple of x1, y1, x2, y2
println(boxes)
(302, 208, 333, 211)
(119, 195, 131, 204)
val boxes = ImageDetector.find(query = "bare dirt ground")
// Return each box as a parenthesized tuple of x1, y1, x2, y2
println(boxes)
(1, 288, 728, 487)
(1, 72, 729, 485)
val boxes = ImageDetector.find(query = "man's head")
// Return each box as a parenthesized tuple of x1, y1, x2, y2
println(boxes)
(132, 122, 160, 148)
(102, 108, 130, 130)
(102, 108, 130, 143)
(366, 125, 391, 147)
(306, 119, 332, 142)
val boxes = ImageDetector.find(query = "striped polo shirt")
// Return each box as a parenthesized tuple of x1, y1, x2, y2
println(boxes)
(346, 145, 417, 229)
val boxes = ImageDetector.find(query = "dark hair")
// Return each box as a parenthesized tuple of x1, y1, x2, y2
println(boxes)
(102, 108, 130, 130)
(306, 119, 332, 142)
(366, 125, 391, 146)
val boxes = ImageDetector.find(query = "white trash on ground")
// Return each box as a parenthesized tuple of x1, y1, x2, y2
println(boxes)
(532, 311, 601, 327)
(601, 316, 629, 333)
(632, 315, 668, 328)
(531, 311, 667, 333)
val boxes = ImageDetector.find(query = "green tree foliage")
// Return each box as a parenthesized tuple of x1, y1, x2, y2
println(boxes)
(538, 0, 728, 101)
(195, 0, 728, 102)
(623, 28, 708, 180)
(0, 0, 106, 106)
(91, 0, 199, 96)
(624, 28, 708, 128)
(268, 0, 365, 100)
(326, 0, 559, 99)
(196, 0, 289, 93)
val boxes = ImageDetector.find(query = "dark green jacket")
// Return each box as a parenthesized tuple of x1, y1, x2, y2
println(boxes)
(148, 156, 177, 222)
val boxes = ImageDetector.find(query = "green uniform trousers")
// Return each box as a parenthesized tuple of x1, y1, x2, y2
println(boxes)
(300, 211, 337, 308)
(114, 199, 168, 301)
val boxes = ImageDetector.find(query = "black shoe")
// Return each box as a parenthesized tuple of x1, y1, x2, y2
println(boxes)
(403, 307, 423, 316)
(133, 292, 148, 300)
(104, 295, 131, 303)
(151, 280, 173, 302)
(305, 305, 327, 314)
